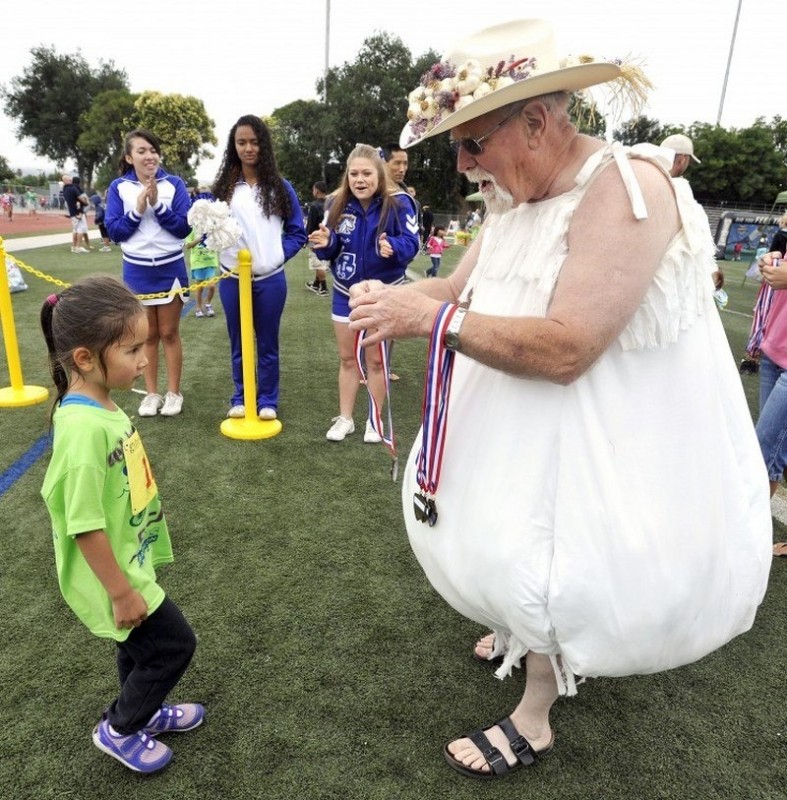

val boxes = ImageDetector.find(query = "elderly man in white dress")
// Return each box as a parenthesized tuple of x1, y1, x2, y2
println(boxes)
(349, 18, 771, 781)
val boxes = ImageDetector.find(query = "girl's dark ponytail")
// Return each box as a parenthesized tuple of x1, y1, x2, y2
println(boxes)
(40, 295, 69, 418)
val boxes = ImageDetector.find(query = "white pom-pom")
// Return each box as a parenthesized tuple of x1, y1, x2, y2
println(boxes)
(187, 198, 213, 232)
(205, 216, 241, 251)
(187, 198, 241, 250)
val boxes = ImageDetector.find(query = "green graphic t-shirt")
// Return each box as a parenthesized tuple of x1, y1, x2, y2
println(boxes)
(41, 400, 173, 641)
(186, 229, 219, 270)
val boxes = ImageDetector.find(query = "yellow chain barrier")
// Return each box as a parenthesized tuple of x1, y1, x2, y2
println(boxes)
(7, 253, 238, 300)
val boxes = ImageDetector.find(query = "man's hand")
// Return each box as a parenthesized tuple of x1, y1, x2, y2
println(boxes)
(349, 281, 440, 345)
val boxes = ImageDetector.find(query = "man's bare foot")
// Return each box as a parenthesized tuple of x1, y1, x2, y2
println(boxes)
(773, 542, 787, 557)
(473, 633, 496, 660)
(445, 717, 553, 776)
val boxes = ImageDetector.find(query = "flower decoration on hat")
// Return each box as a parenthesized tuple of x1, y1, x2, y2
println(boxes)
(406, 55, 537, 143)
(399, 20, 654, 149)
(187, 198, 241, 251)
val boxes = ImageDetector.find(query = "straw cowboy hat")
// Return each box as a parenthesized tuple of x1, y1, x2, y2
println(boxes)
(400, 19, 646, 148)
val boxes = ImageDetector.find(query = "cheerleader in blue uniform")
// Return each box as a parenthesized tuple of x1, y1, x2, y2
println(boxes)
(105, 129, 191, 418)
(310, 143, 420, 442)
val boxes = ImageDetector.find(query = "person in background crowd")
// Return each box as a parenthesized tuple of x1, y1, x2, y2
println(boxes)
(62, 175, 87, 253)
(421, 203, 434, 251)
(660, 133, 723, 291)
(305, 180, 330, 296)
(425, 225, 450, 278)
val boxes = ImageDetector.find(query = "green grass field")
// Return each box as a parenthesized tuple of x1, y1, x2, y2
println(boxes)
(1, 241, 786, 800)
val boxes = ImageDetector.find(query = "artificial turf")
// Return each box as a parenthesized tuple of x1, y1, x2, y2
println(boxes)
(1, 242, 785, 799)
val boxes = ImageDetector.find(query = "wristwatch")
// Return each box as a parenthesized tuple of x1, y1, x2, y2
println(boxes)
(444, 305, 469, 352)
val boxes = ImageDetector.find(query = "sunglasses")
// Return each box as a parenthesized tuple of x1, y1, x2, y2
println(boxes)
(448, 105, 523, 157)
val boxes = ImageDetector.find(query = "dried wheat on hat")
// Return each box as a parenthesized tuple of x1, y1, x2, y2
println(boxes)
(400, 18, 650, 148)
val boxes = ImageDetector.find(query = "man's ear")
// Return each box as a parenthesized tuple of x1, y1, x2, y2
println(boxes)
(521, 101, 549, 147)
(72, 346, 96, 372)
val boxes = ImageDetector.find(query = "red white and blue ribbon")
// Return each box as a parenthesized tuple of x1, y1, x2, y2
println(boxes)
(355, 331, 398, 479)
(415, 302, 458, 500)
(746, 283, 775, 358)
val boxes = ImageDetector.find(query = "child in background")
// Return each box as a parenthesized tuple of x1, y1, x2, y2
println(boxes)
(185, 229, 219, 317)
(90, 191, 113, 251)
(40, 275, 204, 775)
(186, 186, 219, 318)
(425, 225, 450, 278)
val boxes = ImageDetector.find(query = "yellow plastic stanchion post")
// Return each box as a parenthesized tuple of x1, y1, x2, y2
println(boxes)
(220, 249, 282, 440)
(0, 237, 48, 407)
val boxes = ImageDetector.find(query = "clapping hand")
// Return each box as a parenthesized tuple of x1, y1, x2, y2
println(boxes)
(135, 178, 158, 215)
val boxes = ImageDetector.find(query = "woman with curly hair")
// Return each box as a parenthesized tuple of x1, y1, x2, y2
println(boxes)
(212, 114, 306, 420)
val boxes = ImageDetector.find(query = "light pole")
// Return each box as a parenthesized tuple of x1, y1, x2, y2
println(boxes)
(717, 0, 743, 126)
(322, 0, 330, 182)
(324, 0, 330, 103)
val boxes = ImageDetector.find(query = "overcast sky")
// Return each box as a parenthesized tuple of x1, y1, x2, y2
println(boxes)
(1, 0, 777, 182)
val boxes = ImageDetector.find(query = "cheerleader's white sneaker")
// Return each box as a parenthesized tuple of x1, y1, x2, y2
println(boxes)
(364, 420, 382, 443)
(326, 416, 354, 441)
(138, 393, 163, 417)
(159, 392, 183, 417)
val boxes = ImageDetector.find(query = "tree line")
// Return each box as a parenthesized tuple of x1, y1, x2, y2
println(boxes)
(2, 36, 785, 211)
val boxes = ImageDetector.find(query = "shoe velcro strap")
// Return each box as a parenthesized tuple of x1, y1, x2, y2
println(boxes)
(466, 728, 508, 776)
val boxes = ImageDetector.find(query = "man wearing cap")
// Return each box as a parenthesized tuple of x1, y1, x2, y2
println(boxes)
(349, 19, 770, 780)
(661, 132, 699, 179)
(660, 133, 724, 290)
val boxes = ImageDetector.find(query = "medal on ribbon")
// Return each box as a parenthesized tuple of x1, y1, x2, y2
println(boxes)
(355, 332, 398, 481)
(413, 302, 460, 527)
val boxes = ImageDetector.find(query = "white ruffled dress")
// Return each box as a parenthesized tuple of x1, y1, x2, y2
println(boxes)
(403, 144, 772, 695)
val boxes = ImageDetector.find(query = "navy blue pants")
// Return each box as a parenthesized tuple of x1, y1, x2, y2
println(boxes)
(107, 597, 196, 734)
(218, 271, 287, 410)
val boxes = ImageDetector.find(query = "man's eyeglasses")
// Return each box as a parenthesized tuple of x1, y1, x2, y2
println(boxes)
(448, 105, 523, 157)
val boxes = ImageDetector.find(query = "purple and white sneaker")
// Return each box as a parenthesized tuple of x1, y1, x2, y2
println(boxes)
(92, 716, 173, 774)
(144, 703, 205, 735)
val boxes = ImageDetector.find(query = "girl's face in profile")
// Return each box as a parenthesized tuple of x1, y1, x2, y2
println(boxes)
(347, 158, 379, 205)
(102, 313, 149, 392)
(125, 137, 160, 180)
(234, 125, 260, 170)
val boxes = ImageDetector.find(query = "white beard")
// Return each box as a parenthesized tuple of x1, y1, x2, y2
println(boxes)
(465, 168, 515, 216)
